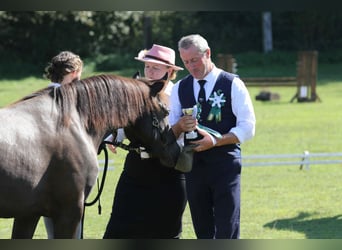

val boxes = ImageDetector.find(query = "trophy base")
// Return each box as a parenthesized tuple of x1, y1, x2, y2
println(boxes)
(185, 132, 198, 139)
(184, 130, 203, 146)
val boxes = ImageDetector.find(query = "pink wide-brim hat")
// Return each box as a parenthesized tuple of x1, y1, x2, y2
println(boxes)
(135, 44, 184, 71)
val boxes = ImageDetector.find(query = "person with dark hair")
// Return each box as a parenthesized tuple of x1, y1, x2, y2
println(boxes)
(169, 34, 256, 239)
(44, 50, 83, 87)
(43, 50, 83, 239)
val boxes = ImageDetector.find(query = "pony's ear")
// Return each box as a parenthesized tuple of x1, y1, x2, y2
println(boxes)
(149, 72, 169, 96)
(161, 73, 168, 81)
(132, 71, 140, 79)
(149, 81, 164, 97)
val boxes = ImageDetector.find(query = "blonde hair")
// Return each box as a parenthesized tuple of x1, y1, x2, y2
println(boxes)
(44, 51, 83, 83)
(169, 69, 177, 81)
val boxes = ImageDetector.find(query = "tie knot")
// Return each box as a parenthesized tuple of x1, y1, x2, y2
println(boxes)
(198, 80, 206, 87)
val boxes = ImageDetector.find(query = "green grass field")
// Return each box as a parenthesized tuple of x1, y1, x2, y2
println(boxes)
(0, 61, 342, 239)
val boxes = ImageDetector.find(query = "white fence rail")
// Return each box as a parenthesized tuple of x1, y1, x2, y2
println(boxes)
(97, 152, 342, 171)
(242, 151, 342, 169)
(98, 159, 115, 171)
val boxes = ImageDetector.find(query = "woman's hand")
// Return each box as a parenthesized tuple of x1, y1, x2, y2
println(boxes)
(107, 144, 118, 154)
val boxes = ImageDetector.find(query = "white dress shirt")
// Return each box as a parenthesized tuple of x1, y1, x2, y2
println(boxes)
(48, 82, 61, 88)
(169, 65, 255, 144)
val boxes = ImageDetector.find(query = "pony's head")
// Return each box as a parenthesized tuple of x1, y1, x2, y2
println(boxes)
(123, 77, 180, 168)
(50, 73, 180, 168)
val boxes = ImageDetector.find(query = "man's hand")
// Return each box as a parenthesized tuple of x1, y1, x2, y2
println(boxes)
(172, 115, 197, 138)
(190, 127, 217, 152)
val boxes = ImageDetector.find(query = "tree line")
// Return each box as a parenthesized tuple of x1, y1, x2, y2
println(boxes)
(1, 11, 342, 75)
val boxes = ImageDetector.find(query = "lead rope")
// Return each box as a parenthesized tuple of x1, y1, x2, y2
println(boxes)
(81, 141, 109, 238)
(80, 139, 144, 238)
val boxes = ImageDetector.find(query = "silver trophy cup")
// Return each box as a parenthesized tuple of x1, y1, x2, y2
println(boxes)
(182, 105, 198, 140)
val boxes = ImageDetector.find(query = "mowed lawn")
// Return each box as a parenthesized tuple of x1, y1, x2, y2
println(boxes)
(0, 65, 342, 239)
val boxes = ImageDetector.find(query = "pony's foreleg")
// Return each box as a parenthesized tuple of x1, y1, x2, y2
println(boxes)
(53, 208, 83, 239)
(53, 219, 82, 239)
(45, 217, 82, 239)
(12, 216, 40, 239)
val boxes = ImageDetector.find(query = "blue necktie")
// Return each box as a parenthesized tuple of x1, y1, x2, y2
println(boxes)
(198, 80, 206, 103)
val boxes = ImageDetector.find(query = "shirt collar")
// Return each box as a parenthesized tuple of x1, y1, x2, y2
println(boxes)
(194, 64, 222, 87)
(48, 82, 61, 88)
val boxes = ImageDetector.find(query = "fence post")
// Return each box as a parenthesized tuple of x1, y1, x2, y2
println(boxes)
(291, 51, 321, 102)
(217, 54, 237, 74)
(299, 150, 310, 170)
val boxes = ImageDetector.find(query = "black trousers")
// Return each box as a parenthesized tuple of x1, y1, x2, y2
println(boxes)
(103, 170, 187, 239)
(185, 153, 241, 239)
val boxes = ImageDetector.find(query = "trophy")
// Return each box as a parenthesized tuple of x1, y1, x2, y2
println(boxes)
(182, 105, 202, 145)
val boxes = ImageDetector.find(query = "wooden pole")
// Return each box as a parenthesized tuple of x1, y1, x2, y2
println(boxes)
(291, 51, 320, 102)
(143, 15, 152, 49)
(217, 54, 236, 73)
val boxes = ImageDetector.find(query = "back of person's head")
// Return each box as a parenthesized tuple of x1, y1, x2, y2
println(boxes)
(44, 51, 83, 83)
(178, 34, 209, 54)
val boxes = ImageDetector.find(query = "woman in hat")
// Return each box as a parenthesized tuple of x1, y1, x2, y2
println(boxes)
(103, 44, 187, 239)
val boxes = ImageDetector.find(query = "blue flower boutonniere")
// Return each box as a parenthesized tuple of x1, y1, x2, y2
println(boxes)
(207, 89, 226, 122)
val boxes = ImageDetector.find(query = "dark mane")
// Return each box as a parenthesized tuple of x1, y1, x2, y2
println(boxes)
(54, 74, 160, 132)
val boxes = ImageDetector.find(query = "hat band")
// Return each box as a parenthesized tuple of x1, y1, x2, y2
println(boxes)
(144, 55, 174, 66)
